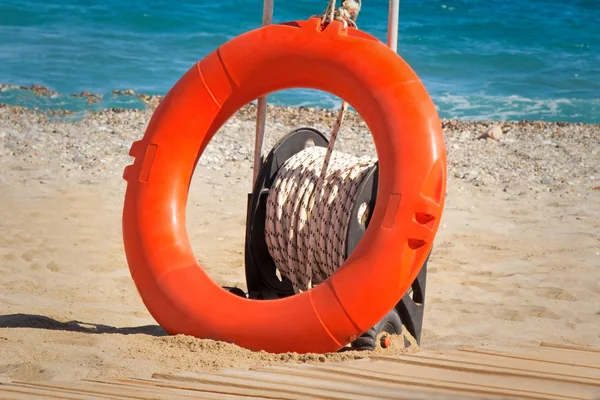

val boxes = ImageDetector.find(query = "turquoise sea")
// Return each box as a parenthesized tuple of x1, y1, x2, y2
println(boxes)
(1, 0, 598, 123)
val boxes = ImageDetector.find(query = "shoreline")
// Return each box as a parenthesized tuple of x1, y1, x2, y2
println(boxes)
(2, 100, 599, 129)
(2, 83, 599, 127)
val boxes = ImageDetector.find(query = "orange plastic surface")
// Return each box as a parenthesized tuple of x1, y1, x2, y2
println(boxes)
(122, 18, 447, 354)
(381, 335, 393, 349)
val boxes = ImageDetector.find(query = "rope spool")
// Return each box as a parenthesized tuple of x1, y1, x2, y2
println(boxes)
(265, 145, 377, 292)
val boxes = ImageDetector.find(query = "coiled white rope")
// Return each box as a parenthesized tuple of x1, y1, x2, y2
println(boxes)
(315, 0, 361, 28)
(265, 146, 377, 293)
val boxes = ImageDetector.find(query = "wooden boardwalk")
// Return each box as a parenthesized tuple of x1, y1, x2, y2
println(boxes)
(1, 342, 599, 399)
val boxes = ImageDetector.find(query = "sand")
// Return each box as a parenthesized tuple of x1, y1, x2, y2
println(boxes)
(0, 103, 599, 382)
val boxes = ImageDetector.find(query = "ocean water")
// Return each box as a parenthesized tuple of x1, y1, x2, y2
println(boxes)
(0, 0, 598, 123)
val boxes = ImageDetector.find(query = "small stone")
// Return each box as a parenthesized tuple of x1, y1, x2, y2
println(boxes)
(73, 155, 85, 163)
(467, 170, 478, 180)
(541, 178, 554, 185)
(479, 125, 503, 141)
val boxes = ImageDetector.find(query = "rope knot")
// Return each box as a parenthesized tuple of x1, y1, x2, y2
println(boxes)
(316, 0, 361, 29)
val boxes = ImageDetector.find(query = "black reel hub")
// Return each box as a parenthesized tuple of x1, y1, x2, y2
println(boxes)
(227, 127, 429, 351)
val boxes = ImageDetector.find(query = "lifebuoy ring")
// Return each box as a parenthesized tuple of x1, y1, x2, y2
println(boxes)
(122, 17, 446, 353)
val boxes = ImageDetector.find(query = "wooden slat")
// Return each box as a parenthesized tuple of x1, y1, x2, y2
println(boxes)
(0, 390, 62, 400)
(219, 366, 475, 400)
(380, 350, 600, 383)
(540, 342, 600, 354)
(460, 346, 600, 369)
(373, 352, 600, 386)
(309, 359, 598, 400)
(249, 363, 495, 400)
(98, 379, 239, 400)
(25, 378, 267, 400)
(154, 372, 354, 400)
(11, 379, 213, 400)
(260, 362, 563, 400)
(110, 378, 274, 399)
(0, 393, 49, 400)
(102, 378, 292, 400)
(436, 346, 600, 377)
(0, 383, 109, 400)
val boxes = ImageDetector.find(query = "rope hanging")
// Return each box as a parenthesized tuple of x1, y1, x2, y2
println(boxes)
(264, 0, 371, 293)
(315, 0, 361, 28)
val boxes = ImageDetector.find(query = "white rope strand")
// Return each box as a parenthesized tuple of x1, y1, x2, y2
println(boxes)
(316, 0, 362, 28)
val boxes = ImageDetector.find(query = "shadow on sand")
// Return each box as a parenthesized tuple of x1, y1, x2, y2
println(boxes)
(0, 313, 166, 336)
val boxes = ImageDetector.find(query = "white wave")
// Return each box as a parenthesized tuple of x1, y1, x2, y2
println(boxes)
(436, 93, 598, 122)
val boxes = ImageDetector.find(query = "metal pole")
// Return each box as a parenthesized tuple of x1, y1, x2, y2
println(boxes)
(387, 0, 399, 52)
(253, 0, 274, 187)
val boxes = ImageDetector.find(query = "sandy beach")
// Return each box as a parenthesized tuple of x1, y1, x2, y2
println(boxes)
(0, 102, 598, 382)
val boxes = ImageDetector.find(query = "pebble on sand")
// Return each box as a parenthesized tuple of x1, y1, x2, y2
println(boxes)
(479, 125, 503, 141)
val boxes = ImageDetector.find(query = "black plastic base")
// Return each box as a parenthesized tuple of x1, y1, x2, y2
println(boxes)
(241, 127, 429, 350)
(351, 253, 429, 350)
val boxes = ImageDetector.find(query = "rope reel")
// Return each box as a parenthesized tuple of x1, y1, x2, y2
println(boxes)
(243, 127, 430, 350)
(260, 0, 371, 294)
(265, 145, 377, 293)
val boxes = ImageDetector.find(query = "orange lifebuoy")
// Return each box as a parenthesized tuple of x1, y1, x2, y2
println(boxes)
(122, 17, 446, 353)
